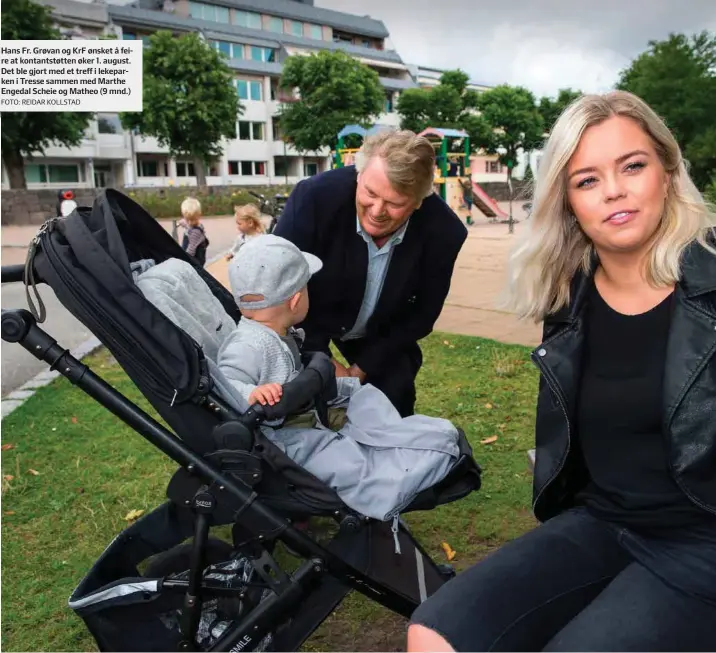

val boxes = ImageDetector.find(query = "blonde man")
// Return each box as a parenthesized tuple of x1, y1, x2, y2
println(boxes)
(274, 129, 467, 417)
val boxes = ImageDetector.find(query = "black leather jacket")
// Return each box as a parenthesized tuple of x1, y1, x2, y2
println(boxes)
(530, 238, 716, 522)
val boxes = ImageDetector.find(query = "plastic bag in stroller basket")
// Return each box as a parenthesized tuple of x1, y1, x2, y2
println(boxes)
(68, 503, 274, 652)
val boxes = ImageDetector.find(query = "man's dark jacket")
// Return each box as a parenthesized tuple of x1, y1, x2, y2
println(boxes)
(273, 166, 468, 378)
(531, 236, 716, 522)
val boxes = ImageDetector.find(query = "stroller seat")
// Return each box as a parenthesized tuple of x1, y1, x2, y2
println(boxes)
(4, 189, 482, 652)
(132, 256, 481, 526)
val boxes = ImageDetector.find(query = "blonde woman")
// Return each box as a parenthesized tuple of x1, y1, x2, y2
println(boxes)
(407, 91, 716, 651)
(226, 203, 265, 260)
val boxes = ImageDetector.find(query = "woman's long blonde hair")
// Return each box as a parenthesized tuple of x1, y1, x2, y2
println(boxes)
(503, 90, 716, 323)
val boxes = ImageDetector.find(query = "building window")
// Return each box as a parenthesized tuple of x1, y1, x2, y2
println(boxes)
(97, 113, 123, 134)
(25, 163, 81, 184)
(250, 46, 275, 63)
(308, 24, 322, 40)
(228, 161, 266, 176)
(267, 16, 283, 32)
(237, 121, 264, 140)
(137, 159, 161, 177)
(189, 2, 229, 23)
(122, 32, 136, 40)
(176, 161, 196, 177)
(274, 156, 289, 177)
(361, 39, 372, 48)
(289, 20, 303, 37)
(384, 92, 393, 113)
(236, 79, 262, 101)
(213, 40, 243, 59)
(234, 9, 261, 28)
(272, 117, 282, 140)
(304, 162, 318, 177)
(333, 30, 354, 44)
(488, 161, 501, 173)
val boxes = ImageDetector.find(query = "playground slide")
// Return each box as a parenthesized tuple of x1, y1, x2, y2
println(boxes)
(470, 182, 508, 220)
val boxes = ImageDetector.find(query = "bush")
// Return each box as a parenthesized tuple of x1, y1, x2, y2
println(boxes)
(123, 185, 295, 218)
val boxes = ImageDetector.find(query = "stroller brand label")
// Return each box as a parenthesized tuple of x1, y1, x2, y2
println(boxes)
(229, 634, 252, 652)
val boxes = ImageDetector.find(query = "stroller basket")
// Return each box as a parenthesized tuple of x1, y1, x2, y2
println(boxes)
(1, 189, 482, 651)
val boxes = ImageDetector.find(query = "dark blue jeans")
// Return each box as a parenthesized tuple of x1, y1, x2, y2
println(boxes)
(410, 507, 716, 651)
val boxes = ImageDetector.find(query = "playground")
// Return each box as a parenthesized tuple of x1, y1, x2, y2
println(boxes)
(333, 124, 510, 225)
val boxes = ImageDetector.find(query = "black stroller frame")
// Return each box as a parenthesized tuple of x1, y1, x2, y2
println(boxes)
(1, 189, 481, 652)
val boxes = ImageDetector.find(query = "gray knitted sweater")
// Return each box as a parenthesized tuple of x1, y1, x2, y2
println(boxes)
(217, 318, 304, 405)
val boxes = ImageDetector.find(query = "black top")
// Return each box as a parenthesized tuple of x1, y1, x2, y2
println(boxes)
(576, 279, 712, 532)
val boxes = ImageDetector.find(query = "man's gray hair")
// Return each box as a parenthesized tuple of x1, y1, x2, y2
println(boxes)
(354, 130, 436, 201)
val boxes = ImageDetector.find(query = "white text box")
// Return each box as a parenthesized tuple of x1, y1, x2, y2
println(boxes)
(0, 40, 143, 112)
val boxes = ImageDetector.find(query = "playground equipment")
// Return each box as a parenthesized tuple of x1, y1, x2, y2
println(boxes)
(333, 124, 393, 168)
(417, 127, 470, 204)
(418, 127, 508, 223)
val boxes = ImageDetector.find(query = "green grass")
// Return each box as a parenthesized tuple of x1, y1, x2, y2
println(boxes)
(1, 332, 539, 652)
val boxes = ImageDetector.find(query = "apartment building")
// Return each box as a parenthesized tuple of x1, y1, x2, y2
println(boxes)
(3, 0, 421, 190)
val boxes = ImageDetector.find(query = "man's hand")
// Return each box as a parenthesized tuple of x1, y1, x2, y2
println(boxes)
(348, 364, 367, 384)
(332, 359, 350, 378)
(225, 252, 234, 261)
(249, 383, 283, 406)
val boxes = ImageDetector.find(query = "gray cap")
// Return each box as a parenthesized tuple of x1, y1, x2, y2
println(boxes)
(228, 234, 323, 310)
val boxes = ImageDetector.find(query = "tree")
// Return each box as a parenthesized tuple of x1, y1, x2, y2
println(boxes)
(617, 31, 716, 188)
(277, 50, 384, 152)
(120, 30, 241, 187)
(523, 162, 534, 181)
(1, 0, 93, 189)
(476, 85, 544, 232)
(477, 85, 544, 175)
(396, 69, 491, 153)
(538, 88, 582, 134)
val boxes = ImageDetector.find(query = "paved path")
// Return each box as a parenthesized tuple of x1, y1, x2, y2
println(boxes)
(208, 202, 542, 348)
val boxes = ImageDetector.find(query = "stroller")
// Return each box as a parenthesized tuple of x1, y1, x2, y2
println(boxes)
(1, 189, 482, 652)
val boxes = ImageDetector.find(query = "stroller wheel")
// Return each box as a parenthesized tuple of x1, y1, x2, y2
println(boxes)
(143, 537, 234, 578)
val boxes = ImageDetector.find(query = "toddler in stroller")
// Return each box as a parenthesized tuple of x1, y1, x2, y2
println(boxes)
(218, 234, 462, 526)
(1, 189, 481, 652)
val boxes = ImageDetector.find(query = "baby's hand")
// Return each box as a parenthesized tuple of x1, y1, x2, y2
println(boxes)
(249, 383, 283, 406)
(225, 252, 234, 261)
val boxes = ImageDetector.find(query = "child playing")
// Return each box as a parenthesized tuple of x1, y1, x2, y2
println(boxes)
(217, 235, 460, 525)
(178, 197, 209, 266)
(226, 203, 265, 261)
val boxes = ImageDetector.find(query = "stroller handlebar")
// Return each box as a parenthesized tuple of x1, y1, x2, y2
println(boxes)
(2, 264, 27, 284)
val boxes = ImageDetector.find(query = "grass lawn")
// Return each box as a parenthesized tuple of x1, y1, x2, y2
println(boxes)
(1, 332, 539, 652)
